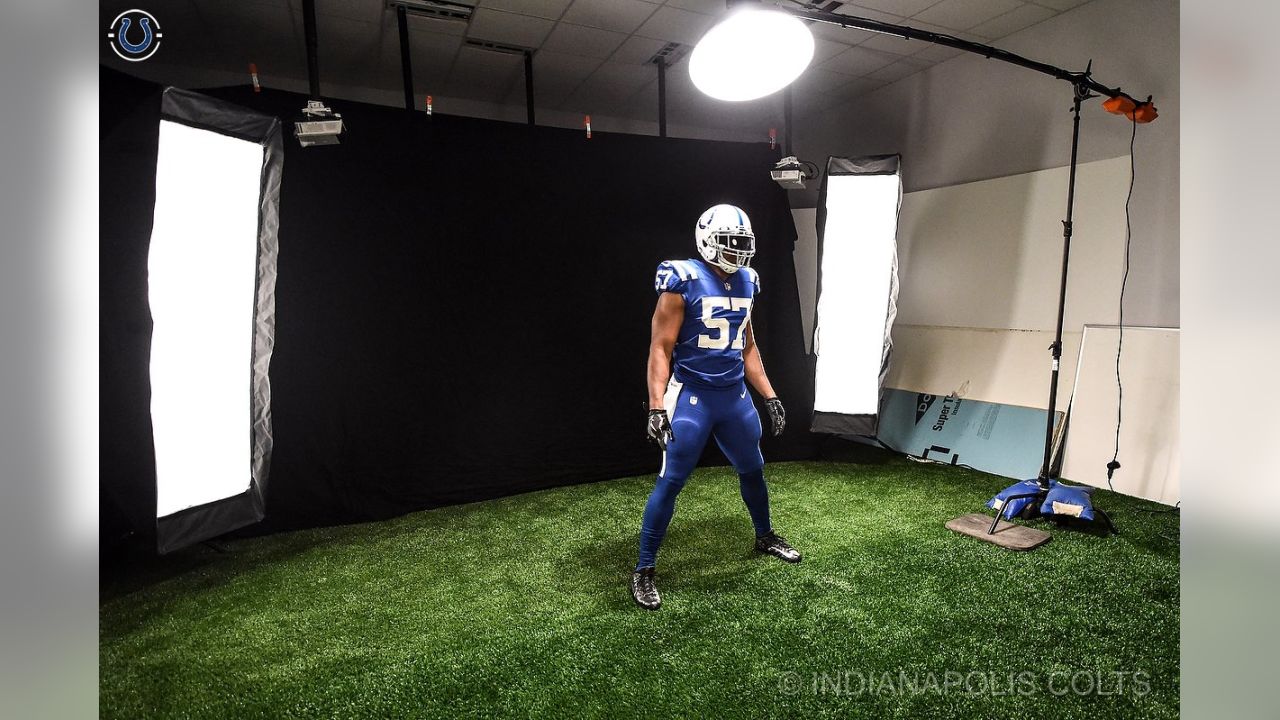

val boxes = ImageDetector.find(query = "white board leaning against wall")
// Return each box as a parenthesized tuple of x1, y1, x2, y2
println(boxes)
(1061, 325, 1179, 505)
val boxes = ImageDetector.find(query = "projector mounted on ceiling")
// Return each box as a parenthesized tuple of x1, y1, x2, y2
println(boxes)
(295, 0, 345, 148)
(771, 156, 818, 190)
(294, 100, 344, 147)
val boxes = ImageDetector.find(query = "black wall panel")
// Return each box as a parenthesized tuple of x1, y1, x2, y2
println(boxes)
(101, 67, 816, 537)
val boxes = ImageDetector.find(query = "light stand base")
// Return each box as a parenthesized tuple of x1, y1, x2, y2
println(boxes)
(946, 513, 1052, 551)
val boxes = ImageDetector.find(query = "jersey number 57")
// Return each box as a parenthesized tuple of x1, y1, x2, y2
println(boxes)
(697, 296, 752, 350)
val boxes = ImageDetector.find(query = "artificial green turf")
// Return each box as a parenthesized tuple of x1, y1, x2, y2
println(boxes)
(100, 451, 1179, 718)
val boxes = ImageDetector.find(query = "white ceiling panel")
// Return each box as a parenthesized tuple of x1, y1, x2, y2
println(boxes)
(445, 45, 524, 102)
(541, 23, 629, 58)
(808, 22, 875, 46)
(611, 35, 669, 64)
(912, 43, 965, 63)
(812, 38, 851, 65)
(562, 0, 661, 33)
(453, 44, 526, 73)
(841, 0, 939, 16)
(905, 21, 994, 43)
(409, 25, 467, 52)
(316, 10, 393, 44)
(476, 0, 575, 21)
(466, 7, 556, 48)
(858, 32, 923, 55)
(1030, 0, 1090, 10)
(663, 0, 723, 15)
(534, 49, 604, 84)
(313, 0, 385, 23)
(968, 3, 1057, 39)
(819, 45, 899, 76)
(635, 6, 717, 44)
(832, 4, 907, 23)
(864, 56, 932, 83)
(406, 13, 469, 37)
(912, 0, 1025, 32)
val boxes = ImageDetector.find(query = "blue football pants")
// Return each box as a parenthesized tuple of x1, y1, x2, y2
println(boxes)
(636, 379, 772, 571)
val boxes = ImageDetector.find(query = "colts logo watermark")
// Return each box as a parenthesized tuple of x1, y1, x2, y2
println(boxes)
(107, 9, 163, 62)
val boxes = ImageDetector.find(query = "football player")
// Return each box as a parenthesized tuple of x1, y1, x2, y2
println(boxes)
(631, 204, 801, 611)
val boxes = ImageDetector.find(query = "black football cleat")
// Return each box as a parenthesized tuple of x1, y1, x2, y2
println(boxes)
(755, 531, 802, 563)
(631, 567, 661, 610)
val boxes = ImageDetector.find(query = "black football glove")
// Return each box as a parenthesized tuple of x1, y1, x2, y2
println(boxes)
(765, 397, 785, 436)
(647, 409, 674, 450)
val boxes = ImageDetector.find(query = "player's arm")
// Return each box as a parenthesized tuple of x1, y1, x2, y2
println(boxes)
(744, 321, 785, 436)
(648, 292, 684, 410)
(742, 321, 776, 399)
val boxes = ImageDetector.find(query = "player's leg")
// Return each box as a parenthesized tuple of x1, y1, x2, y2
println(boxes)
(637, 390, 711, 570)
(711, 383, 769, 533)
(712, 384, 801, 564)
(633, 382, 713, 608)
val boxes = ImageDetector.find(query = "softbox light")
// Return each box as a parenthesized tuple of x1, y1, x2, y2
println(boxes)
(811, 155, 901, 435)
(149, 88, 282, 553)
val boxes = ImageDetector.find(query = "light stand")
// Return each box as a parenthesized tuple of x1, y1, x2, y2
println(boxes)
(983, 80, 1115, 538)
(755, 3, 1155, 542)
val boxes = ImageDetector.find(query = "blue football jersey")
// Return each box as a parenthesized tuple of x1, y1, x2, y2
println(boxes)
(655, 258, 761, 388)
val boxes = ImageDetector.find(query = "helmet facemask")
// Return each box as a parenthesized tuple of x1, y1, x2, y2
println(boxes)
(711, 231, 755, 273)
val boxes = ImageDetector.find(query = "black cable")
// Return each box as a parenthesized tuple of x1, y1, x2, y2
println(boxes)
(1133, 500, 1180, 514)
(1106, 117, 1138, 491)
(1137, 501, 1179, 544)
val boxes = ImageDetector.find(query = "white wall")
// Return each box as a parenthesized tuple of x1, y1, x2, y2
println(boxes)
(795, 159, 1181, 501)
(796, 155, 1133, 409)
(895, 156, 1132, 333)
(793, 0, 1178, 329)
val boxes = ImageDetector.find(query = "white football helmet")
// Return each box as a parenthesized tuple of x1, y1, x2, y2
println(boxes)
(695, 204, 755, 273)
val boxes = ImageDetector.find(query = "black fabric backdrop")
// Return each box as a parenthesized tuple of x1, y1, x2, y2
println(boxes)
(101, 67, 817, 540)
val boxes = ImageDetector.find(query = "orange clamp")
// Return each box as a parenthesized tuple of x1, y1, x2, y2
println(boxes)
(1103, 95, 1158, 123)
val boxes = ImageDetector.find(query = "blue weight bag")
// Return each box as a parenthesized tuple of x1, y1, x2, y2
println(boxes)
(1039, 480, 1096, 521)
(988, 479, 1045, 520)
